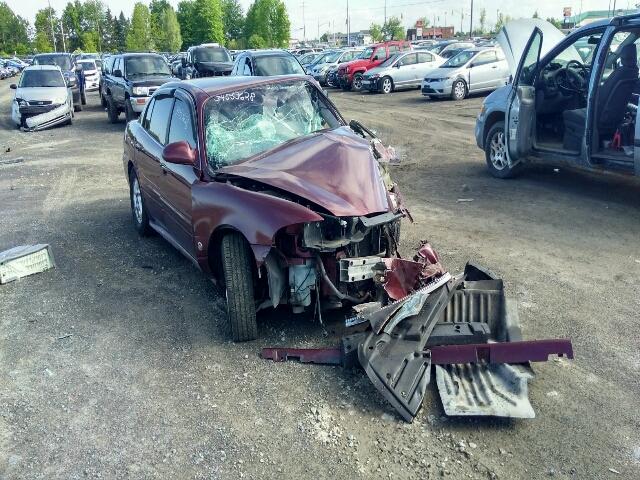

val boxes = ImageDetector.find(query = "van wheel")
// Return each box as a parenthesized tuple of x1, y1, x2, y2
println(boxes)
(107, 96, 119, 123)
(485, 121, 522, 179)
(220, 232, 258, 342)
(451, 79, 467, 100)
(381, 76, 393, 94)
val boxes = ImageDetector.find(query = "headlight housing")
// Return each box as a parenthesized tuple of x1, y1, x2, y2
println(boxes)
(132, 86, 150, 96)
(15, 98, 27, 107)
(52, 97, 66, 105)
(369, 74, 380, 79)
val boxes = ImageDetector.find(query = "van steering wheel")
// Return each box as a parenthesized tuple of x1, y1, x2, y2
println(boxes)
(558, 60, 589, 94)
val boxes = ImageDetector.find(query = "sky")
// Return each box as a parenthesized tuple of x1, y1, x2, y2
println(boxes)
(9, 0, 634, 40)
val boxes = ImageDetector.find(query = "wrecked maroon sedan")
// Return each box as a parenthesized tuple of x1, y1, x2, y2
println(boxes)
(123, 76, 408, 341)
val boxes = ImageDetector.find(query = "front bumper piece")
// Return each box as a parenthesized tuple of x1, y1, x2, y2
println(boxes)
(23, 104, 71, 131)
(263, 263, 573, 422)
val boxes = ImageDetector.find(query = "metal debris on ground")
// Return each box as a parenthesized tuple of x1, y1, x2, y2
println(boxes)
(261, 245, 574, 422)
(0, 157, 24, 165)
(0, 244, 56, 284)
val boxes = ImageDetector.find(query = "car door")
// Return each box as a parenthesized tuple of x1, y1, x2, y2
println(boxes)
(506, 28, 543, 163)
(155, 91, 199, 258)
(136, 94, 175, 227)
(468, 51, 499, 92)
(415, 52, 437, 85)
(113, 57, 126, 104)
(394, 53, 417, 86)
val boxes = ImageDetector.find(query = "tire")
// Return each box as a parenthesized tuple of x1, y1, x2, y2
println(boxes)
(451, 79, 467, 100)
(380, 76, 393, 94)
(484, 121, 523, 179)
(352, 73, 364, 92)
(81, 90, 86, 105)
(220, 232, 258, 342)
(100, 91, 107, 108)
(125, 100, 136, 122)
(107, 96, 119, 124)
(129, 170, 152, 235)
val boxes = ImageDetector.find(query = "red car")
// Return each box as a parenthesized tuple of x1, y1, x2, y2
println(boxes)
(123, 76, 408, 341)
(338, 40, 412, 91)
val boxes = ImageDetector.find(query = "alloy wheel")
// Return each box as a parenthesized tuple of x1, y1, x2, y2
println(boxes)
(132, 177, 143, 224)
(490, 130, 507, 170)
(382, 78, 392, 94)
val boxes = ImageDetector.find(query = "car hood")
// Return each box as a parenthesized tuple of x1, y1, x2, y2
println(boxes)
(312, 62, 336, 71)
(16, 86, 68, 102)
(339, 59, 369, 71)
(129, 76, 176, 87)
(423, 67, 461, 79)
(497, 19, 566, 76)
(363, 65, 392, 77)
(218, 126, 390, 217)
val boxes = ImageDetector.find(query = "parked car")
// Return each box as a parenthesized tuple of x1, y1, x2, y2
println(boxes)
(230, 50, 305, 76)
(178, 44, 233, 79)
(303, 49, 341, 74)
(337, 40, 412, 91)
(10, 65, 73, 131)
(76, 59, 100, 92)
(362, 51, 445, 94)
(123, 75, 407, 341)
(101, 53, 176, 123)
(326, 64, 340, 87)
(298, 52, 321, 67)
(476, 16, 640, 179)
(421, 47, 510, 100)
(428, 40, 458, 55)
(440, 42, 476, 59)
(309, 48, 363, 85)
(32, 53, 84, 112)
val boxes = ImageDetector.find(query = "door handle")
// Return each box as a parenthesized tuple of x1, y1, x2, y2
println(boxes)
(491, 65, 498, 69)
(159, 161, 168, 172)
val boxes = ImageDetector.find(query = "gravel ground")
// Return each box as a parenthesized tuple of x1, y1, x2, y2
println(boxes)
(0, 83, 639, 480)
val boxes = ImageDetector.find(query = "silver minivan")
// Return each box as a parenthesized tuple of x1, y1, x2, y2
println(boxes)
(421, 47, 510, 100)
(362, 51, 444, 94)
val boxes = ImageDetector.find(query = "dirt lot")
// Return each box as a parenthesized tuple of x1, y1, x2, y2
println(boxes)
(0, 83, 639, 480)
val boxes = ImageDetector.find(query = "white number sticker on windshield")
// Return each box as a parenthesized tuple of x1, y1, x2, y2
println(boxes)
(213, 91, 256, 102)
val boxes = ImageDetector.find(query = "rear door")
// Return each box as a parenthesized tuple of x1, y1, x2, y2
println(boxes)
(395, 53, 417, 86)
(468, 50, 499, 91)
(506, 28, 543, 163)
(156, 90, 199, 258)
(415, 52, 438, 82)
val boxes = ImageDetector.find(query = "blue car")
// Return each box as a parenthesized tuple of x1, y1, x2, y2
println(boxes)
(476, 15, 640, 178)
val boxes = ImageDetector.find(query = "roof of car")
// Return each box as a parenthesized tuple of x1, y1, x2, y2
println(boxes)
(117, 52, 165, 58)
(33, 52, 71, 57)
(242, 49, 294, 57)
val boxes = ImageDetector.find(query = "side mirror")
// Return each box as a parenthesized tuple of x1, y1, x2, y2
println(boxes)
(372, 55, 379, 61)
(9, 83, 16, 89)
(162, 141, 196, 166)
(113, 69, 122, 77)
(395, 63, 401, 68)
(181, 57, 187, 68)
(468, 63, 475, 68)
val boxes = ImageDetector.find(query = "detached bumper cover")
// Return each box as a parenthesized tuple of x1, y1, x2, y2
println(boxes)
(24, 104, 71, 131)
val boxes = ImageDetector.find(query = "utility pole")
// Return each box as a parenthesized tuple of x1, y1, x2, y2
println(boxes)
(384, 0, 387, 24)
(47, 0, 57, 52)
(302, 0, 306, 42)
(347, 0, 350, 46)
(469, 0, 474, 39)
(60, 20, 66, 52)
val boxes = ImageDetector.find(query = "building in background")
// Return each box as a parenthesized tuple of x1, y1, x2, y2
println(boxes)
(562, 9, 637, 29)
(331, 30, 372, 46)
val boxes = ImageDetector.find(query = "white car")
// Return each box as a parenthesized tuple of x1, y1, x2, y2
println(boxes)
(10, 65, 73, 131)
(77, 59, 100, 91)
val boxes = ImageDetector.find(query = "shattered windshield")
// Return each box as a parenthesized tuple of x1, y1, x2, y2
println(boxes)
(204, 81, 342, 168)
(34, 55, 72, 71)
(194, 48, 231, 63)
(253, 55, 305, 76)
(19, 70, 65, 88)
(125, 56, 171, 77)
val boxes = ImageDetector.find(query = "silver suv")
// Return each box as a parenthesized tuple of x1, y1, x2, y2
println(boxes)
(309, 48, 363, 86)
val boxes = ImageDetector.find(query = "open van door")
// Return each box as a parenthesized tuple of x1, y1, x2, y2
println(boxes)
(505, 28, 543, 163)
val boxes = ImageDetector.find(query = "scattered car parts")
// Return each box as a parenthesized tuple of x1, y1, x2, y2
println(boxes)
(0, 244, 55, 284)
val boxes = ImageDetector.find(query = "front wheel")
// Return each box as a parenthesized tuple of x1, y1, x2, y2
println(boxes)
(484, 121, 522, 179)
(125, 100, 136, 122)
(107, 96, 119, 124)
(220, 232, 258, 342)
(352, 73, 364, 92)
(451, 79, 467, 100)
(381, 76, 393, 94)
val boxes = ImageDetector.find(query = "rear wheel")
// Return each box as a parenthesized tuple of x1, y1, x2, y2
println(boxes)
(451, 79, 467, 100)
(381, 76, 393, 94)
(220, 232, 258, 342)
(485, 121, 522, 179)
(129, 170, 151, 235)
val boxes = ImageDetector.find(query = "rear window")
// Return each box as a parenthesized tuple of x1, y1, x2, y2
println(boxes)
(193, 48, 231, 63)
(78, 60, 97, 71)
(204, 81, 341, 168)
(33, 55, 72, 71)
(19, 70, 65, 88)
(253, 55, 304, 76)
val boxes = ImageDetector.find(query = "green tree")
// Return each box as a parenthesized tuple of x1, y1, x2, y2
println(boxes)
(417, 16, 430, 27)
(532, 10, 539, 19)
(0, 2, 29, 55)
(493, 13, 512, 33)
(382, 16, 404, 40)
(81, 30, 97, 51)
(245, 0, 290, 48)
(193, 0, 224, 45)
(35, 7, 57, 53)
(126, 2, 153, 51)
(159, 8, 182, 52)
(222, 0, 244, 44)
(177, 1, 196, 48)
(369, 23, 383, 42)
(113, 11, 129, 52)
(479, 8, 486, 33)
(247, 33, 265, 48)
(319, 32, 328, 43)
(546, 17, 563, 29)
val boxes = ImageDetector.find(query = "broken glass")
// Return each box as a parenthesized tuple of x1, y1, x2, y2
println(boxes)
(204, 80, 341, 169)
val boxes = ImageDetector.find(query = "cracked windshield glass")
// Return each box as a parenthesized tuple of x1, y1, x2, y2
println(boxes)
(205, 80, 341, 168)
